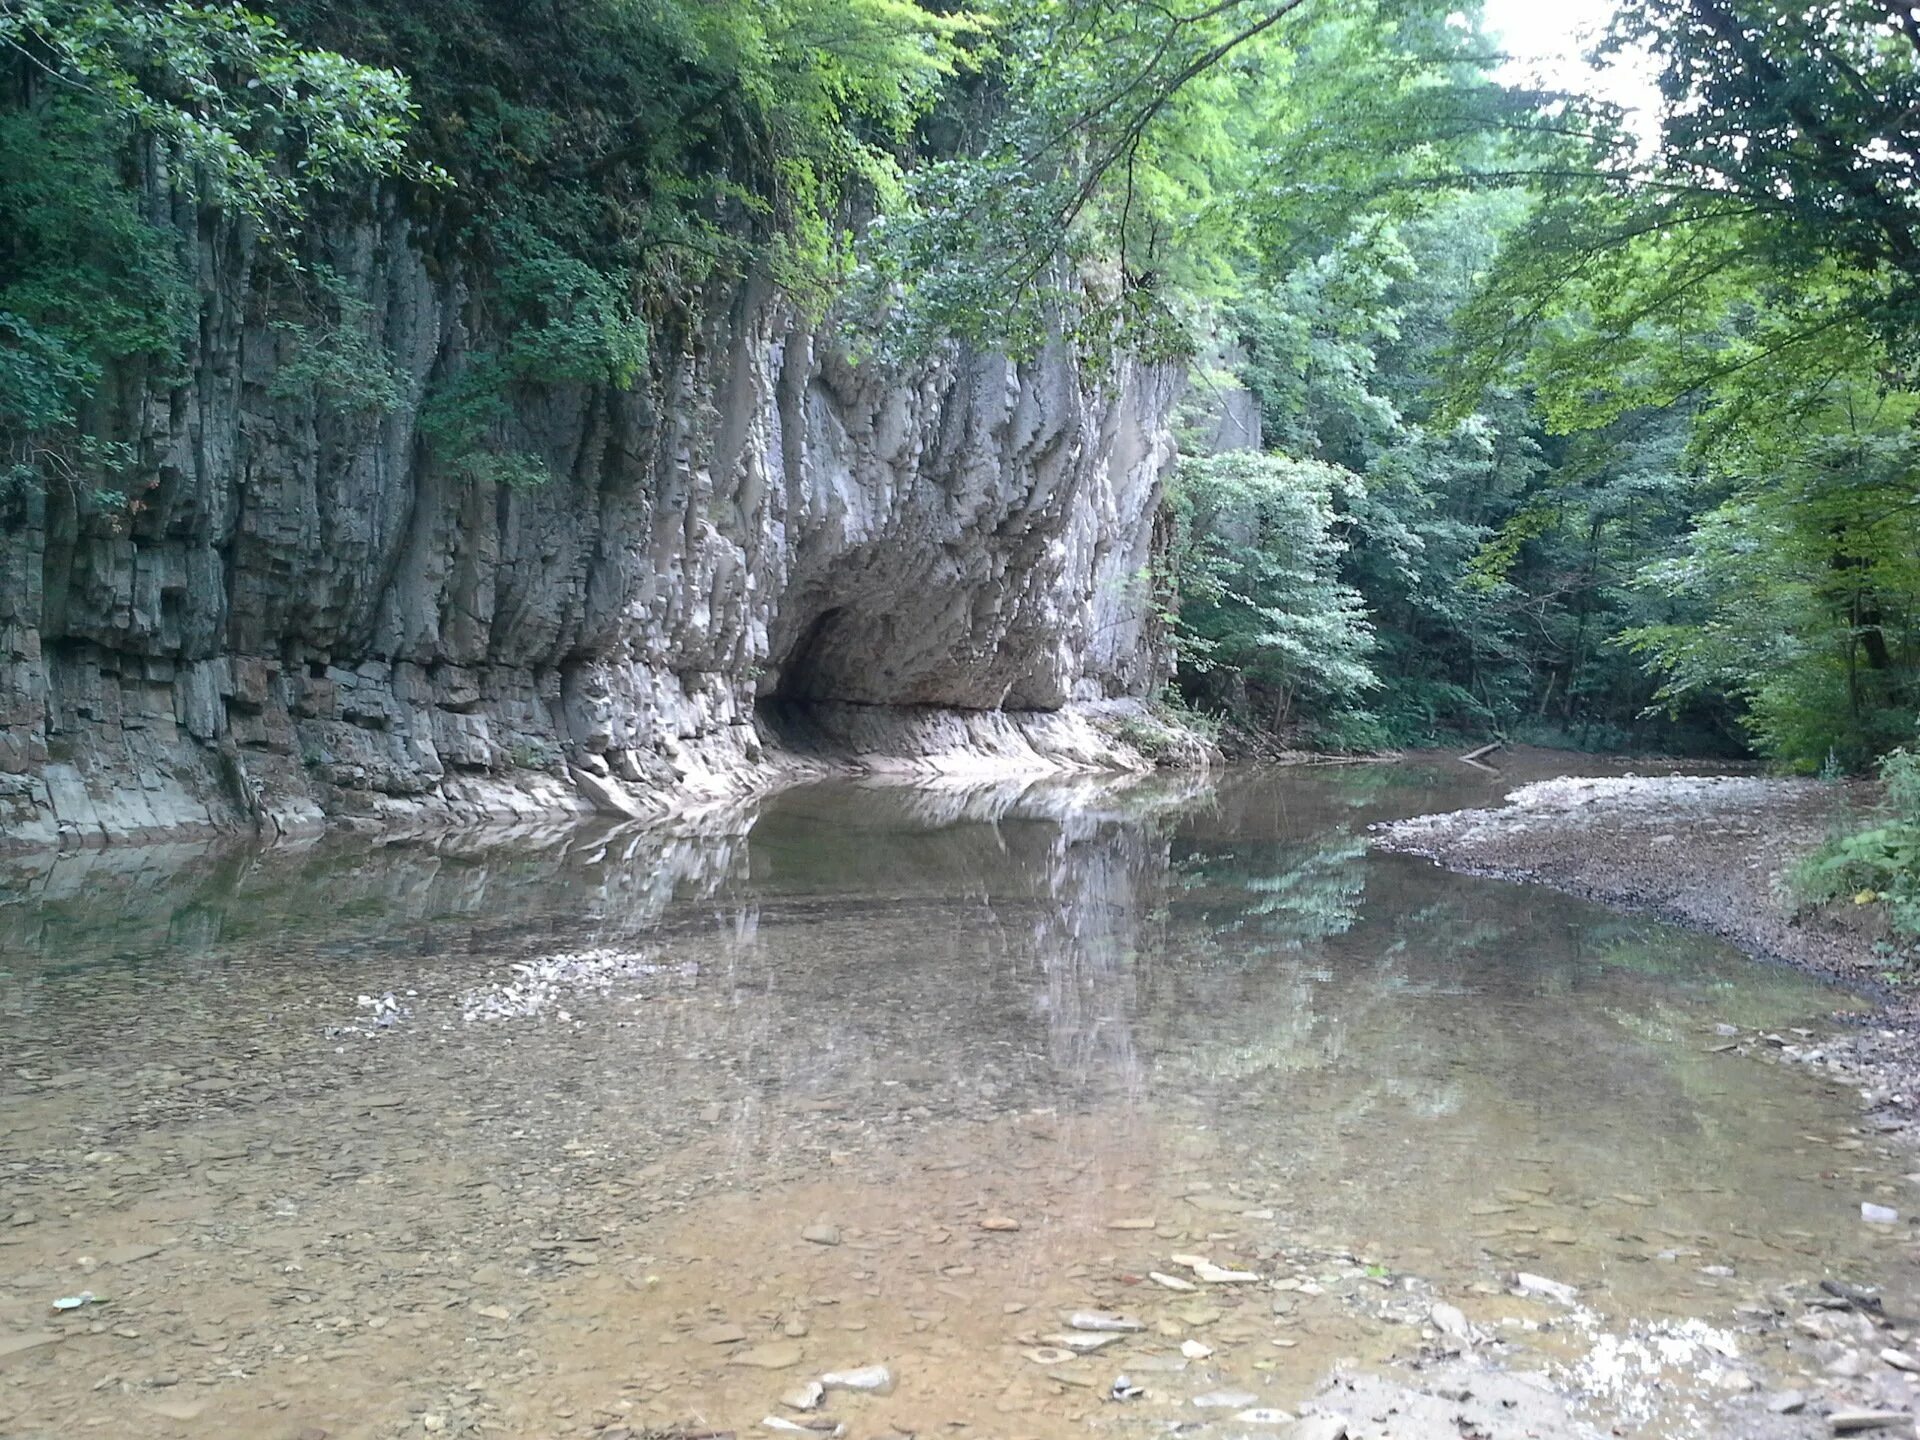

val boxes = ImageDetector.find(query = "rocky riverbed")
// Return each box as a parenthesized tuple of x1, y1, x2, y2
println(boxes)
(1372, 767, 1920, 1134)
(5, 765, 1920, 1439)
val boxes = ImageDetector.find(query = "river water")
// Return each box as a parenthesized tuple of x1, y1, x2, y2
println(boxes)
(1, 762, 1915, 1440)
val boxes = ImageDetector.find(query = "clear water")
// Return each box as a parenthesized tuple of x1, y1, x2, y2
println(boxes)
(0, 764, 1913, 1439)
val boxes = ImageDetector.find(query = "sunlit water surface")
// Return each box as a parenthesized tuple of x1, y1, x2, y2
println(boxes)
(1, 763, 1915, 1439)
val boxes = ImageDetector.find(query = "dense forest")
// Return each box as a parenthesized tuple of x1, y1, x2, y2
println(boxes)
(4, 0, 1918, 779)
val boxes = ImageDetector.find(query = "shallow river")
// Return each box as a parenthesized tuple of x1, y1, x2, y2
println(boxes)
(2, 763, 1916, 1440)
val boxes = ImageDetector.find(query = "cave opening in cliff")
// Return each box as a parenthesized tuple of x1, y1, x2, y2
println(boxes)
(769, 606, 848, 707)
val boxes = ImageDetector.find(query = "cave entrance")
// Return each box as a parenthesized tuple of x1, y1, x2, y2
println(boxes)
(772, 606, 847, 705)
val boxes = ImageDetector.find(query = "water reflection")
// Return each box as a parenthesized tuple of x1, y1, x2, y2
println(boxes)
(0, 764, 1911, 1440)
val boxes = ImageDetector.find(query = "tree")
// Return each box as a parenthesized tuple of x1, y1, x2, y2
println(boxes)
(1, 0, 427, 498)
(1170, 450, 1378, 738)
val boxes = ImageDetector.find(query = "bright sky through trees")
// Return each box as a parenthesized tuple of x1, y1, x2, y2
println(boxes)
(1480, 0, 1661, 123)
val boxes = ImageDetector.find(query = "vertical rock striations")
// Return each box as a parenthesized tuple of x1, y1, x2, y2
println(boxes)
(0, 225, 1185, 849)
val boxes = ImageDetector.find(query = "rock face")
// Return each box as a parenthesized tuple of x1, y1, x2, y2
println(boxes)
(0, 214, 1183, 848)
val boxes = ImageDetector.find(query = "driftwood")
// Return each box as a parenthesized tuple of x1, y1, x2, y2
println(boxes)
(1458, 740, 1504, 770)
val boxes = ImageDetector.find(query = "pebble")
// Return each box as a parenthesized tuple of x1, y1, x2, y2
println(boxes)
(1514, 1272, 1579, 1304)
(820, 1363, 893, 1395)
(979, 1216, 1020, 1232)
(1180, 1340, 1213, 1359)
(1192, 1262, 1259, 1284)
(1765, 1390, 1807, 1414)
(729, 1343, 805, 1370)
(1192, 1390, 1260, 1408)
(1862, 1203, 1900, 1225)
(697, 1322, 748, 1345)
(1830, 1411, 1912, 1433)
(1429, 1302, 1474, 1346)
(1149, 1272, 1197, 1292)
(1068, 1312, 1144, 1333)
(1042, 1331, 1124, 1352)
(779, 1382, 825, 1412)
(761, 1419, 838, 1437)
(801, 1225, 842, 1246)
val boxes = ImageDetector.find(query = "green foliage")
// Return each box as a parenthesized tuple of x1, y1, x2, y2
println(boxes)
(1794, 746, 1920, 938)
(0, 0, 432, 224)
(865, 0, 1522, 360)
(1430, 0, 1920, 770)
(1622, 421, 1920, 771)
(268, 266, 404, 415)
(1, 1, 423, 507)
(1170, 451, 1377, 736)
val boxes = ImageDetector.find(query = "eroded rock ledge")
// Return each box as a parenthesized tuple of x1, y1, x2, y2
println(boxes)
(0, 230, 1192, 849)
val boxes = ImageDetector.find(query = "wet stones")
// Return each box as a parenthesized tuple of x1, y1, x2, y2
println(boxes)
(1513, 1272, 1579, 1305)
(1830, 1411, 1913, 1434)
(818, 1364, 893, 1395)
(779, 1381, 825, 1412)
(1191, 1389, 1260, 1409)
(1066, 1312, 1144, 1333)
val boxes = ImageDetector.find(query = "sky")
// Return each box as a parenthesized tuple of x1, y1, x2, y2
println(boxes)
(1478, 0, 1664, 123)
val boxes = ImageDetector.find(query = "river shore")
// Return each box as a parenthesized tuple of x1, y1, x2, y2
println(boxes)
(1374, 766, 1920, 1141)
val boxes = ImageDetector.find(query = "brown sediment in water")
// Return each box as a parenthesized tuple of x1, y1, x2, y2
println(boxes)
(2, 766, 1917, 1439)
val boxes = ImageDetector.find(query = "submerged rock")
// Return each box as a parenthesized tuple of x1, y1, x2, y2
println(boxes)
(1068, 1311, 1145, 1333)
(1830, 1411, 1911, 1433)
(820, 1364, 894, 1395)
(1192, 1390, 1260, 1408)
(1514, 1272, 1579, 1304)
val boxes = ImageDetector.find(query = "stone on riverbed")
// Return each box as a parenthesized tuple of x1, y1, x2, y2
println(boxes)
(1830, 1411, 1912, 1433)
(780, 1381, 825, 1412)
(1042, 1331, 1125, 1352)
(820, 1364, 894, 1395)
(1068, 1311, 1145, 1333)
(1514, 1272, 1579, 1304)
(1192, 1390, 1260, 1408)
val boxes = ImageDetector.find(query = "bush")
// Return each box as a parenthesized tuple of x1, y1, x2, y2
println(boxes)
(1793, 746, 1920, 937)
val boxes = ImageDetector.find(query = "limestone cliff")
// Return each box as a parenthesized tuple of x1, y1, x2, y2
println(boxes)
(0, 217, 1187, 848)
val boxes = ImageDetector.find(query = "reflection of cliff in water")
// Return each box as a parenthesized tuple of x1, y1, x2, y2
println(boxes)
(0, 764, 1878, 1300)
